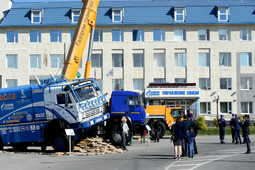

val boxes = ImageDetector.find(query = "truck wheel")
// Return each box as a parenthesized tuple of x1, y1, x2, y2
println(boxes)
(149, 121, 167, 139)
(51, 133, 72, 152)
(11, 142, 29, 151)
(158, 122, 166, 138)
(109, 124, 122, 146)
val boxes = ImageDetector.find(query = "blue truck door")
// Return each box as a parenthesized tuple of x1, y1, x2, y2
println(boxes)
(31, 86, 46, 121)
(126, 96, 141, 123)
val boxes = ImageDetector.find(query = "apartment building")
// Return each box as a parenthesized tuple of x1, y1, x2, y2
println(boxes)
(0, 0, 255, 120)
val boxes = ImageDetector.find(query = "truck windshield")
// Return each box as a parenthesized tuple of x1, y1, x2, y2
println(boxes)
(171, 109, 183, 118)
(72, 85, 99, 103)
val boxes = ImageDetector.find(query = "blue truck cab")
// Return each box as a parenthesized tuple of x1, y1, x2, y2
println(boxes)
(106, 91, 146, 145)
(0, 75, 109, 151)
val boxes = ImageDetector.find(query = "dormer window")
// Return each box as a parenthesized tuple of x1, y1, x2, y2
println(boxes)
(72, 9, 81, 23)
(112, 8, 123, 22)
(31, 10, 41, 23)
(174, 8, 185, 22)
(218, 8, 229, 21)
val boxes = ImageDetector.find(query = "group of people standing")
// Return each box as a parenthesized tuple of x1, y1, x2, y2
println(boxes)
(171, 113, 198, 160)
(219, 113, 251, 154)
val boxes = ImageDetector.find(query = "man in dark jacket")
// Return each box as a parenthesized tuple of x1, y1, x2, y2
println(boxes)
(181, 115, 191, 157)
(218, 114, 227, 144)
(189, 115, 198, 154)
(242, 115, 251, 154)
(154, 119, 159, 142)
(230, 113, 235, 143)
(234, 114, 242, 144)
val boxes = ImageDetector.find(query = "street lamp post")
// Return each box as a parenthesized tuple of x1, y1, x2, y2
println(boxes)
(214, 93, 220, 119)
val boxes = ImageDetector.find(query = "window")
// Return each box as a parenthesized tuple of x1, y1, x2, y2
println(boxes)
(133, 79, 144, 91)
(96, 79, 103, 90)
(175, 78, 187, 83)
(30, 54, 41, 69)
(240, 29, 251, 41)
(241, 77, 252, 90)
(112, 30, 124, 42)
(112, 53, 123, 67)
(153, 29, 165, 41)
(133, 29, 144, 41)
(154, 78, 166, 82)
(218, 8, 229, 21)
(72, 9, 80, 23)
(174, 30, 186, 41)
(92, 54, 102, 67)
(30, 80, 38, 84)
(50, 54, 63, 68)
(219, 29, 231, 41)
(175, 8, 185, 21)
(6, 54, 18, 68)
(112, 79, 124, 90)
(6, 31, 18, 43)
(154, 52, 165, 67)
(199, 52, 210, 67)
(198, 29, 210, 41)
(219, 53, 231, 66)
(220, 102, 232, 114)
(50, 30, 62, 42)
(240, 53, 252, 66)
(31, 10, 41, 23)
(199, 78, 211, 90)
(200, 102, 211, 114)
(241, 102, 252, 114)
(70, 30, 75, 42)
(30, 31, 41, 43)
(112, 8, 122, 22)
(175, 53, 186, 67)
(133, 53, 144, 67)
(94, 30, 103, 42)
(6, 79, 17, 88)
(220, 78, 232, 90)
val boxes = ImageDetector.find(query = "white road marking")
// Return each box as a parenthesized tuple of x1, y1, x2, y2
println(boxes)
(164, 154, 238, 170)
(189, 154, 238, 170)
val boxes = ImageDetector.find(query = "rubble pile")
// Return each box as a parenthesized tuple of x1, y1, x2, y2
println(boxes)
(64, 137, 124, 156)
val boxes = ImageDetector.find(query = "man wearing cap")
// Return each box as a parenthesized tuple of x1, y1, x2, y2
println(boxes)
(218, 114, 227, 144)
(230, 113, 236, 143)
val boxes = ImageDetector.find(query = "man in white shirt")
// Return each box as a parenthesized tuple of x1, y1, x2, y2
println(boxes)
(121, 116, 129, 152)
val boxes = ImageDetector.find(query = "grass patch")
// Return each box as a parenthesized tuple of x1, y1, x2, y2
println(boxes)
(166, 126, 255, 136)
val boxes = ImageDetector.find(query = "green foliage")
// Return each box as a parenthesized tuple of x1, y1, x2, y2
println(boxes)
(196, 116, 207, 130)
(238, 115, 243, 122)
(213, 117, 219, 128)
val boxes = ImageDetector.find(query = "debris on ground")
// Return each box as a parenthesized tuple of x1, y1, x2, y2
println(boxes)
(2, 137, 124, 156)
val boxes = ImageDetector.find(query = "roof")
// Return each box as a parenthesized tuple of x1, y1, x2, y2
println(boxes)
(1, 0, 255, 27)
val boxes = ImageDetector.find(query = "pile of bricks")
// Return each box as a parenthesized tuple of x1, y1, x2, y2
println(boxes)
(53, 137, 124, 156)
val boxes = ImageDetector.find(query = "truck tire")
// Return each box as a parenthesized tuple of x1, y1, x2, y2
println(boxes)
(51, 133, 73, 152)
(0, 137, 3, 150)
(149, 121, 167, 139)
(109, 124, 122, 146)
(11, 142, 29, 151)
(158, 122, 166, 138)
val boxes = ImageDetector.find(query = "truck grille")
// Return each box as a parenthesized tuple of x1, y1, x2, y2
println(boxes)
(83, 107, 102, 122)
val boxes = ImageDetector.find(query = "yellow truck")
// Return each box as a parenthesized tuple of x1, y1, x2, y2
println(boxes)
(145, 105, 184, 138)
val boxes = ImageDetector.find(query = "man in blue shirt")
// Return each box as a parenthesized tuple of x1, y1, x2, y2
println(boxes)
(234, 114, 242, 144)
(218, 114, 227, 144)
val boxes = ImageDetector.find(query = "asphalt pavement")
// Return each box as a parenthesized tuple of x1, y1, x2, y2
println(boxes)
(0, 135, 254, 170)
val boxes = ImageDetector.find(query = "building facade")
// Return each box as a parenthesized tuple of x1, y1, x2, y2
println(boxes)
(1, 0, 255, 120)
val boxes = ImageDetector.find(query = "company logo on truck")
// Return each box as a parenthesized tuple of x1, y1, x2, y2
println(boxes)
(1, 103, 14, 111)
(0, 93, 16, 101)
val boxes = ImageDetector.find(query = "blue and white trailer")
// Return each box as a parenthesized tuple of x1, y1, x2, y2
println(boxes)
(0, 75, 109, 151)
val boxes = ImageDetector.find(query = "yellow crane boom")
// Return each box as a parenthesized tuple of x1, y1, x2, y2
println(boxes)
(61, 0, 100, 79)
